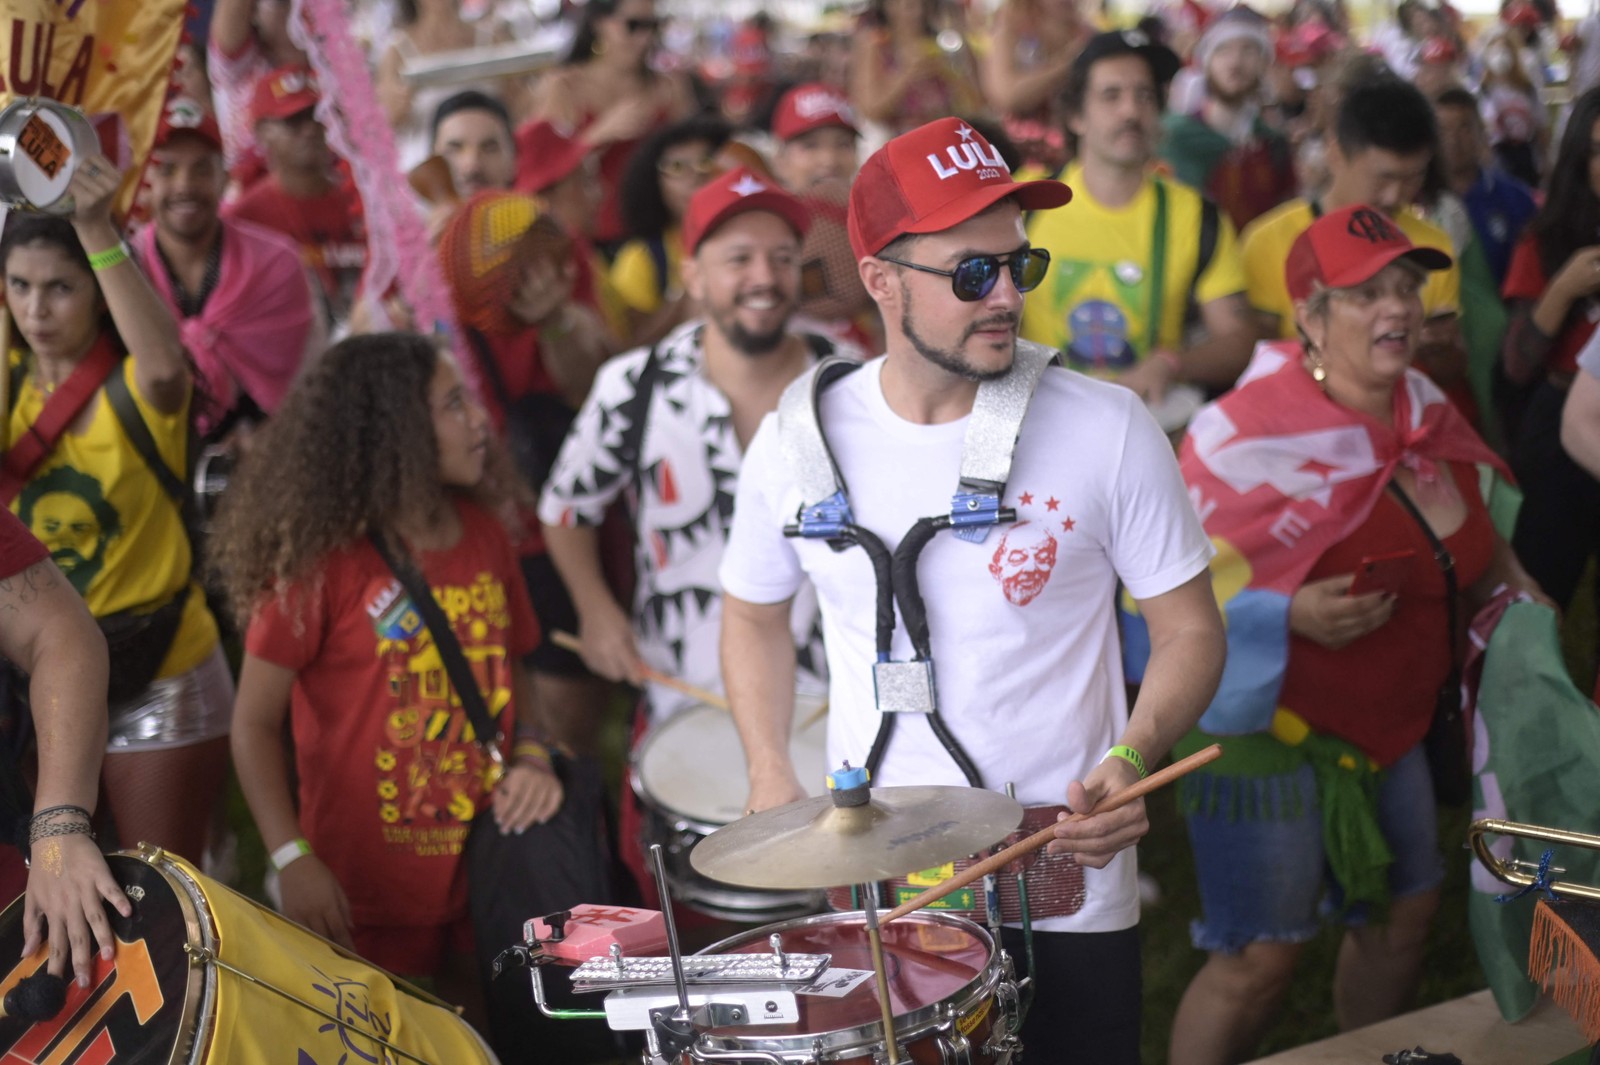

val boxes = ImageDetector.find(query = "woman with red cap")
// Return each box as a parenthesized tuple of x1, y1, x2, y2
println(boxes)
(1163, 206, 1543, 1065)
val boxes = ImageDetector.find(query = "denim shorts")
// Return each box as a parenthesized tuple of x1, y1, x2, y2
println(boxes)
(1184, 744, 1445, 954)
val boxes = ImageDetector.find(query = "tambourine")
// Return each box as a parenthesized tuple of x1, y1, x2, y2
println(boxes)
(0, 97, 98, 216)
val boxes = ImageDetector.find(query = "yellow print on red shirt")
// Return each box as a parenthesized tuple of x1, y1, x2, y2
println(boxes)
(366, 573, 513, 855)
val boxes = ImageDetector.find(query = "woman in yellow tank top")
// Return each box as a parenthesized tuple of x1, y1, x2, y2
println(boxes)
(0, 158, 231, 872)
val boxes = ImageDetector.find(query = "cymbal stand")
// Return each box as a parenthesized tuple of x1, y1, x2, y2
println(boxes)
(635, 843, 697, 1062)
(859, 882, 902, 1065)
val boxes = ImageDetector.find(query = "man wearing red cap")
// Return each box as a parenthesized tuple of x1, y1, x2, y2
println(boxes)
(538, 167, 857, 905)
(768, 83, 878, 354)
(225, 66, 367, 325)
(135, 98, 321, 445)
(720, 118, 1225, 1062)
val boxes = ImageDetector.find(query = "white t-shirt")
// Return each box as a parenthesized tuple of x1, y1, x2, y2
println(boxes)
(720, 355, 1213, 933)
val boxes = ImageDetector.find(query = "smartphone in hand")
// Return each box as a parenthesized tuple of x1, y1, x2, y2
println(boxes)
(1347, 549, 1417, 597)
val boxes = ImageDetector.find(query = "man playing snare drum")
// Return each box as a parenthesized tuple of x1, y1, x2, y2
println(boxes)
(537, 167, 862, 904)
(719, 118, 1226, 1063)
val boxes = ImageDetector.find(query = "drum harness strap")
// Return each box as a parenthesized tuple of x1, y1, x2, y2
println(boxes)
(776, 340, 1057, 789)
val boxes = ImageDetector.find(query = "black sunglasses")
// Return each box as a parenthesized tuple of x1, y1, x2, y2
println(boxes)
(624, 16, 662, 33)
(879, 248, 1051, 301)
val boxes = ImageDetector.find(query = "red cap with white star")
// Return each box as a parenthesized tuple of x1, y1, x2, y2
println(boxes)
(847, 117, 1071, 258)
(682, 166, 812, 255)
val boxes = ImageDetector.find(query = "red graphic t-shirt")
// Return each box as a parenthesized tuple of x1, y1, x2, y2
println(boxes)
(225, 175, 367, 321)
(245, 500, 538, 927)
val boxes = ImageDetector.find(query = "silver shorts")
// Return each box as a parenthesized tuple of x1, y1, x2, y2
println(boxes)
(106, 646, 234, 753)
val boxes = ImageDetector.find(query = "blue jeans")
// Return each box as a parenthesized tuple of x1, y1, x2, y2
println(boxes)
(1184, 744, 1445, 953)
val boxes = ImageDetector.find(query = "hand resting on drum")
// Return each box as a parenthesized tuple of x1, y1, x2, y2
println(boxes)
(742, 767, 808, 817)
(279, 855, 357, 950)
(1048, 755, 1150, 869)
(23, 833, 128, 988)
(493, 760, 564, 833)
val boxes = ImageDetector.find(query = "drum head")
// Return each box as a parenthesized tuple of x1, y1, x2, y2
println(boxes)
(0, 99, 98, 215)
(0, 853, 201, 1063)
(635, 694, 827, 828)
(696, 910, 997, 1054)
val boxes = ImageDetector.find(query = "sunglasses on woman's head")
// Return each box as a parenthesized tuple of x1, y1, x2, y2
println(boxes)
(625, 16, 662, 33)
(879, 248, 1051, 301)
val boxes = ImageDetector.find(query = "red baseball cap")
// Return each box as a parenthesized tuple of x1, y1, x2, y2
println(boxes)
(682, 166, 811, 255)
(514, 120, 590, 194)
(154, 96, 222, 152)
(1418, 35, 1458, 64)
(1285, 204, 1452, 302)
(251, 66, 320, 125)
(846, 117, 1071, 259)
(1502, 0, 1541, 27)
(772, 83, 858, 142)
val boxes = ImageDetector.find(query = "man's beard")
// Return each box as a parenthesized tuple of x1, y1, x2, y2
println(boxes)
(899, 286, 1014, 383)
(709, 297, 792, 356)
(1205, 70, 1259, 109)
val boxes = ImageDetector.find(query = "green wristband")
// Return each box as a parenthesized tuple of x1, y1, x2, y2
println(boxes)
(87, 243, 129, 272)
(1105, 745, 1148, 779)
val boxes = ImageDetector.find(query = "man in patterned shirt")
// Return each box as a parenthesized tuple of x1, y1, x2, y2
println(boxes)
(537, 167, 859, 901)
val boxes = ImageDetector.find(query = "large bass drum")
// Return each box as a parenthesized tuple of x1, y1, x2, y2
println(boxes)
(0, 848, 497, 1064)
(633, 693, 829, 922)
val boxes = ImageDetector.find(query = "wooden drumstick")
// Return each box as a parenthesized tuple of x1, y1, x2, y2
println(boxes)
(549, 630, 730, 710)
(880, 744, 1224, 924)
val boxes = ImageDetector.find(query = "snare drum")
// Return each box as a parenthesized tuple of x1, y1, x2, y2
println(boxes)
(0, 849, 496, 1064)
(0, 98, 99, 215)
(633, 694, 827, 922)
(688, 910, 1021, 1064)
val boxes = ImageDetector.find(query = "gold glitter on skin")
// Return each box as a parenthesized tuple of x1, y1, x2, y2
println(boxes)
(34, 839, 63, 878)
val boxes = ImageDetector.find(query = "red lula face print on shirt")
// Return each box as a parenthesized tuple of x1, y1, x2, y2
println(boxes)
(988, 520, 1060, 606)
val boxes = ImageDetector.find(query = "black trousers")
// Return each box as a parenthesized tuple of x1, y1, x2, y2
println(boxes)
(1000, 925, 1142, 1064)
(1510, 380, 1600, 614)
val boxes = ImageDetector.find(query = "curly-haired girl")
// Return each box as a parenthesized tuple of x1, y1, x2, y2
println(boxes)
(213, 332, 560, 1001)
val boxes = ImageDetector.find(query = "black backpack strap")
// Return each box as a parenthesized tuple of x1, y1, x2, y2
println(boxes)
(463, 327, 516, 412)
(368, 533, 502, 757)
(613, 337, 671, 494)
(103, 366, 191, 508)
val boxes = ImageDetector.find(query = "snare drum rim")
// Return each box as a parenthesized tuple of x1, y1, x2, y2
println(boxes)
(0, 97, 98, 215)
(691, 910, 1003, 1060)
(122, 848, 219, 1065)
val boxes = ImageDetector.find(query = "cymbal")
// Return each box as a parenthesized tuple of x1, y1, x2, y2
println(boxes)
(689, 786, 1024, 890)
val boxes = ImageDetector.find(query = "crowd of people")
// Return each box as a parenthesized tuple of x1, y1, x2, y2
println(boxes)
(1, 0, 1595, 1060)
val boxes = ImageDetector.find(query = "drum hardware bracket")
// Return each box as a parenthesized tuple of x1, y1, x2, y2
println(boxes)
(180, 944, 445, 1065)
(505, 947, 610, 1022)
(605, 989, 800, 1033)
(873, 659, 936, 714)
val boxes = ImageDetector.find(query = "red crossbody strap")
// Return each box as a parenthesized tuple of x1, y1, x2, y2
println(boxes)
(0, 335, 123, 505)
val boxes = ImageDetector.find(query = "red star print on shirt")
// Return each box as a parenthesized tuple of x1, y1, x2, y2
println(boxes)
(1045, 497, 1060, 511)
(1062, 517, 1076, 532)
(1018, 492, 1034, 506)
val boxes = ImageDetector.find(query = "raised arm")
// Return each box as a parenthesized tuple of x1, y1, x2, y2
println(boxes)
(69, 158, 188, 414)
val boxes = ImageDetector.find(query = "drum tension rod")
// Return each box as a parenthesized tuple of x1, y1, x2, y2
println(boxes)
(183, 944, 443, 1065)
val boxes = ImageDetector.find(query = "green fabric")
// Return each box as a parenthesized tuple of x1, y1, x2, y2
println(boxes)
(1469, 600, 1600, 1023)
(1174, 727, 1393, 912)
(1477, 464, 1522, 540)
(1458, 236, 1510, 452)
(1159, 113, 1233, 193)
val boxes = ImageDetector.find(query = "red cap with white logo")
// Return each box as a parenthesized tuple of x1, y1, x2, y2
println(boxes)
(846, 117, 1071, 259)
(1284, 204, 1452, 302)
(682, 166, 812, 255)
(251, 66, 320, 126)
(772, 83, 859, 142)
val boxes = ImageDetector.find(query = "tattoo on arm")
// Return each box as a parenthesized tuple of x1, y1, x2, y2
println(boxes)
(0, 561, 59, 615)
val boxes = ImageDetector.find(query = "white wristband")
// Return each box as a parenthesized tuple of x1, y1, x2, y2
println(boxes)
(270, 837, 312, 872)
